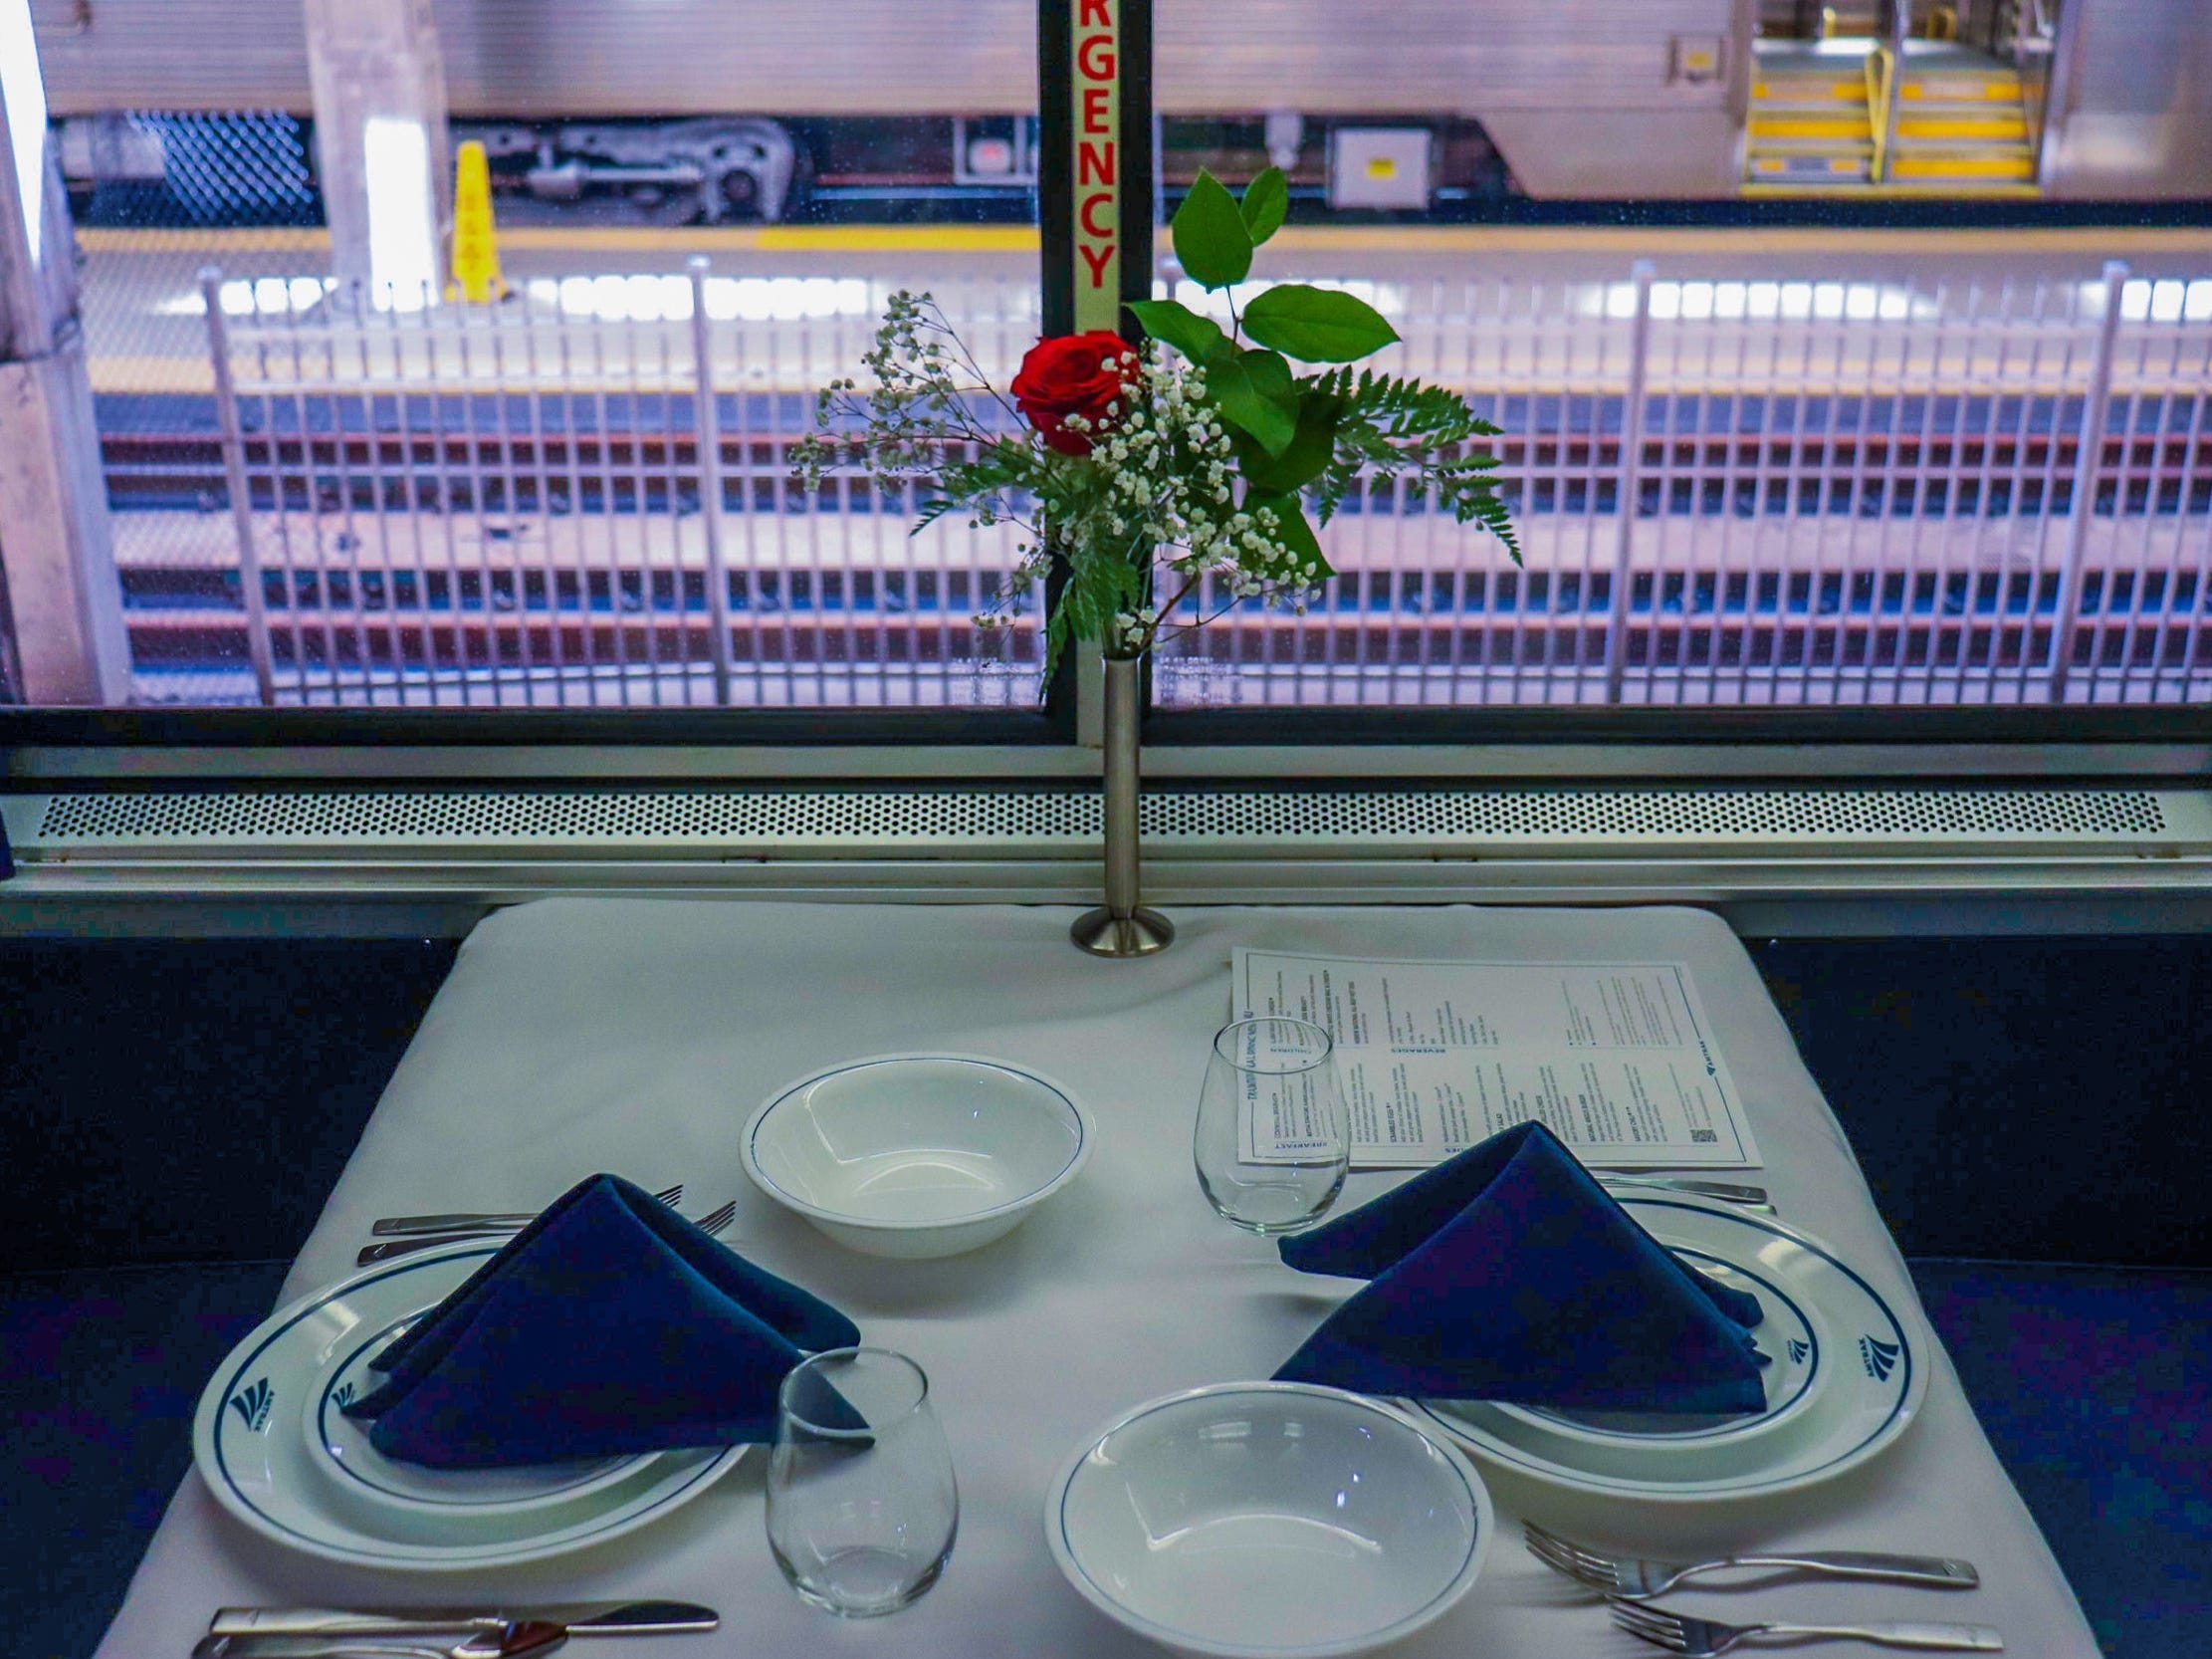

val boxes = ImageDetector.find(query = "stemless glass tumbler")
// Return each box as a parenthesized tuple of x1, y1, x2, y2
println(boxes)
(1194, 1016, 1350, 1235)
(767, 1347, 958, 1618)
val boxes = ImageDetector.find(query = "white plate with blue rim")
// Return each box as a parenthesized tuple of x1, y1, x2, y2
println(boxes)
(1406, 1197, 1927, 1503)
(192, 1241, 746, 1569)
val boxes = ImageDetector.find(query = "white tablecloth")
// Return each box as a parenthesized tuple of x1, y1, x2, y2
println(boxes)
(98, 900, 2096, 1657)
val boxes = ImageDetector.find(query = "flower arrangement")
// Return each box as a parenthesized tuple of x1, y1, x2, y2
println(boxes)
(792, 167, 1517, 673)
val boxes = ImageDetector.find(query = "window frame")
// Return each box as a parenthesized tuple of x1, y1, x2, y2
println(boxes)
(7, 1, 2211, 796)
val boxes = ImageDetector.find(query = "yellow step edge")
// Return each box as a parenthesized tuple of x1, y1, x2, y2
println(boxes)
(1746, 150, 1878, 166)
(1746, 157, 1873, 178)
(1898, 81, 2020, 102)
(1750, 118, 1876, 139)
(1886, 154, 2039, 180)
(1753, 80, 1869, 102)
(1894, 117, 2029, 139)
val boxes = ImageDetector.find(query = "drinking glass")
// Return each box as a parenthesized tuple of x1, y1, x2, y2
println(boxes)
(767, 1347, 958, 1617)
(1194, 1016, 1350, 1235)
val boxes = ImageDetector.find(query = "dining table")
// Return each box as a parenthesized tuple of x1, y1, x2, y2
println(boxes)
(94, 897, 2100, 1657)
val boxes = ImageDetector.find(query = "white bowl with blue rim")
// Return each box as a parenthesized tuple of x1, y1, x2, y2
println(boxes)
(743, 1054, 1094, 1259)
(1045, 1382, 1493, 1659)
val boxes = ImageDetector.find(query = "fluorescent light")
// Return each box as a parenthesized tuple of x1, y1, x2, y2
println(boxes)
(363, 115, 435, 311)
(1591, 279, 1935, 323)
(0, 0, 48, 266)
(1159, 276, 1407, 325)
(521, 274, 872, 323)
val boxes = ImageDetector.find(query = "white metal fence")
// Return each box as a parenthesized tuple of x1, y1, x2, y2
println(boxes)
(198, 258, 2212, 710)
(201, 262, 1046, 708)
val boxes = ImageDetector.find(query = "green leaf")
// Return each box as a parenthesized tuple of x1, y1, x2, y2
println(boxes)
(1233, 391, 1343, 495)
(1208, 356, 1296, 456)
(1240, 167, 1288, 245)
(1241, 491, 1334, 581)
(1172, 170, 1253, 291)
(1126, 299, 1225, 363)
(1241, 285, 1400, 363)
(1041, 534, 1148, 680)
(1239, 348, 1295, 411)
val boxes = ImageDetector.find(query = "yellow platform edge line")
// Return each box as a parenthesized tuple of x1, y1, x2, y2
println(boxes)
(88, 369, 2208, 399)
(77, 222, 2212, 258)
(1741, 183, 2044, 201)
(77, 227, 332, 254)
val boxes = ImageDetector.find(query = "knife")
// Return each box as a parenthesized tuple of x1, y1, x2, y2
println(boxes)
(1595, 1174, 1772, 1208)
(194, 1620, 565, 1659)
(207, 1603, 718, 1641)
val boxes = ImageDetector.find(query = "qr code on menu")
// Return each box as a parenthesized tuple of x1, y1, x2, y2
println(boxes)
(1690, 1128, 1718, 1144)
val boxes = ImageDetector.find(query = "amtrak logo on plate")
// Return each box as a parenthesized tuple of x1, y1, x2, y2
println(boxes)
(1859, 1335, 1901, 1382)
(228, 1377, 274, 1434)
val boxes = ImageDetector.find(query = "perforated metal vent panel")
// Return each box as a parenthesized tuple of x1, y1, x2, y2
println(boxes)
(29, 787, 2168, 852)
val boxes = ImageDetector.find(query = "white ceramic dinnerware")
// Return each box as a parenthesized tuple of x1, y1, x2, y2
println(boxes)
(1410, 1196, 1927, 1503)
(744, 1054, 1094, 1258)
(1046, 1382, 1493, 1659)
(193, 1241, 747, 1569)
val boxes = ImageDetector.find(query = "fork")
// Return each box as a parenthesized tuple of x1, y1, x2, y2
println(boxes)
(371, 1183, 682, 1236)
(355, 1199, 738, 1266)
(1525, 1522, 1978, 1598)
(1610, 1599, 2003, 1654)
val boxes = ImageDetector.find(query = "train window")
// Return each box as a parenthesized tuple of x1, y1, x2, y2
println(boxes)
(1140, 0, 2212, 718)
(2, 0, 2208, 744)
(11, 0, 1049, 722)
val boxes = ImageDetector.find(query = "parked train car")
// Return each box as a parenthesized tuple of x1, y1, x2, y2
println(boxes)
(32, 0, 2212, 222)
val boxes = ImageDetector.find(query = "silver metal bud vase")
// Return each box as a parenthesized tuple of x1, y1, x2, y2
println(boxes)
(1070, 654, 1175, 958)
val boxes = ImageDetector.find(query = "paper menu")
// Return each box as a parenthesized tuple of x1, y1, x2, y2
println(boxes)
(1233, 949, 1762, 1169)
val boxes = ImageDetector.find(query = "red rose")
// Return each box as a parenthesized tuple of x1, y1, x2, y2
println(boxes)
(1011, 331, 1135, 456)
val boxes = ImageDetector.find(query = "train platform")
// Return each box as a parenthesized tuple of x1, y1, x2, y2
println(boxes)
(71, 223, 2212, 395)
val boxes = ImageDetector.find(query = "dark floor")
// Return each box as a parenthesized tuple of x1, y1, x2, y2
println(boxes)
(1909, 1260, 2212, 1658)
(1, 1260, 292, 1659)
(3, 933, 2207, 1658)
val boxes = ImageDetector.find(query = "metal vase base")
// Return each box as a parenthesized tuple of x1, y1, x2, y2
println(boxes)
(1074, 654, 1173, 958)
(1070, 906, 1177, 958)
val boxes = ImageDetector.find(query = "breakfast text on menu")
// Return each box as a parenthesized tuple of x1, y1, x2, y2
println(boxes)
(1233, 950, 1763, 1169)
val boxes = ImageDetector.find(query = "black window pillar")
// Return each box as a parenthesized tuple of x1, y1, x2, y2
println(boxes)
(1038, 0, 1155, 722)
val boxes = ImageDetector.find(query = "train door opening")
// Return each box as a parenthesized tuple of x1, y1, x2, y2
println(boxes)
(1746, 0, 2056, 194)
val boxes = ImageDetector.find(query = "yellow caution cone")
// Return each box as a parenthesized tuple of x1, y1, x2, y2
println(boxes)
(448, 139, 507, 303)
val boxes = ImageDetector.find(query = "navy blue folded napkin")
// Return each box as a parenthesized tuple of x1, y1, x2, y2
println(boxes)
(343, 1173, 859, 1468)
(1274, 1122, 1767, 1415)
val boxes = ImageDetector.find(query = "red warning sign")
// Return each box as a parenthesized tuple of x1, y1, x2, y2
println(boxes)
(1071, 0, 1120, 330)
